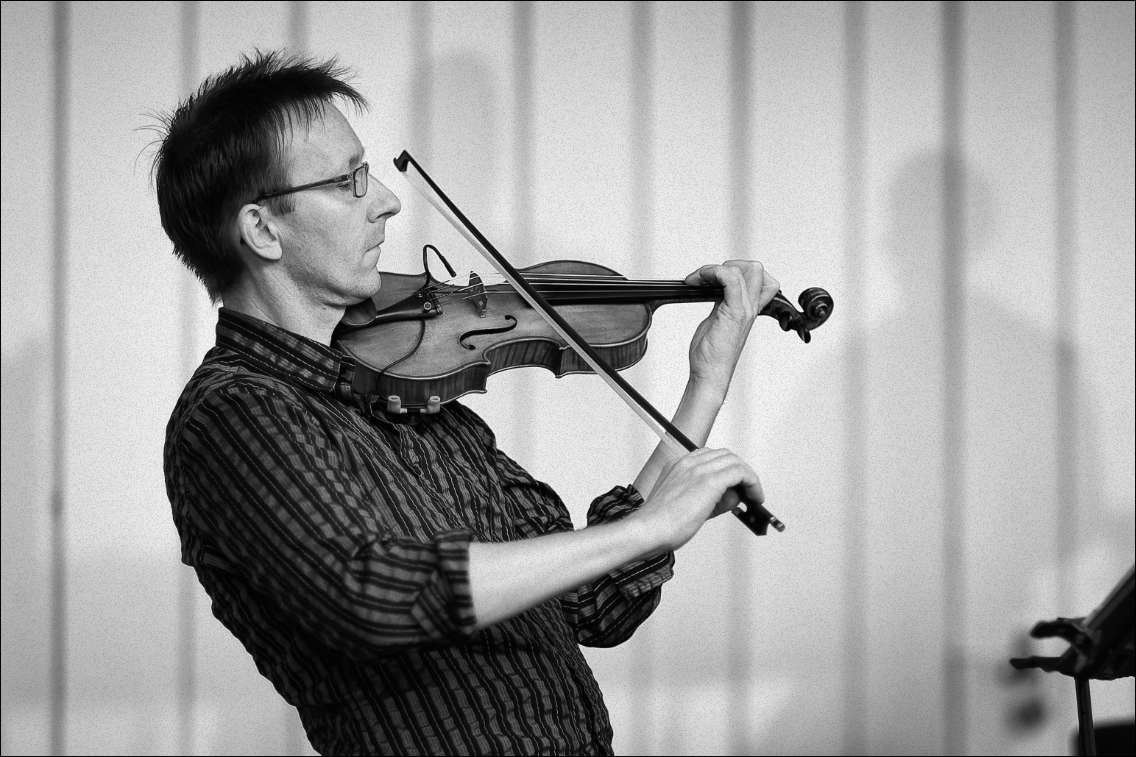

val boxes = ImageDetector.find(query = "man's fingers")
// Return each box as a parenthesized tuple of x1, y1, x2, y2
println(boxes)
(742, 472, 765, 506)
(670, 448, 764, 510)
(711, 486, 742, 517)
(684, 261, 779, 320)
(643, 447, 767, 548)
(683, 264, 718, 286)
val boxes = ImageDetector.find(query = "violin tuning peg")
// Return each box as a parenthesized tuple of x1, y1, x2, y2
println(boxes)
(424, 396, 442, 414)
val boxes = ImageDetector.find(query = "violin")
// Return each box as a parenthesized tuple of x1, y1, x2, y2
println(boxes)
(337, 150, 834, 535)
(336, 253, 833, 414)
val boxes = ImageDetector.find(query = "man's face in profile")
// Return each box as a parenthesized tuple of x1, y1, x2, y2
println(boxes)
(270, 104, 401, 306)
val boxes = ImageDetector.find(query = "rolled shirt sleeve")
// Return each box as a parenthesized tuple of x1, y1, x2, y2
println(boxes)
(170, 383, 478, 661)
(584, 485, 675, 598)
(486, 439, 674, 647)
(558, 485, 675, 647)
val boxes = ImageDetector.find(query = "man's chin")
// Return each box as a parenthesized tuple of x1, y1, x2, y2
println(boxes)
(349, 269, 383, 303)
(324, 276, 380, 312)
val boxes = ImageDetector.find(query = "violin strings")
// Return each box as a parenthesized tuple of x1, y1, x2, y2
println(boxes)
(433, 279, 711, 296)
(472, 273, 696, 286)
(417, 268, 729, 300)
(415, 272, 721, 311)
(451, 287, 719, 305)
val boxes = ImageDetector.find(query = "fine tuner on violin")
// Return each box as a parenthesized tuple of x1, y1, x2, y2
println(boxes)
(342, 150, 836, 536)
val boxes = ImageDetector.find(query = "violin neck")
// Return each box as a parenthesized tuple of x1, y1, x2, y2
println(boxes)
(530, 278, 724, 306)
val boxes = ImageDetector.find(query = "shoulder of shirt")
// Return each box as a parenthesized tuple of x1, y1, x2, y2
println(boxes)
(165, 345, 315, 446)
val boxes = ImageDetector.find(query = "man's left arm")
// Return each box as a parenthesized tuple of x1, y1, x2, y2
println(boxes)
(470, 260, 777, 640)
(631, 260, 780, 501)
(562, 260, 781, 646)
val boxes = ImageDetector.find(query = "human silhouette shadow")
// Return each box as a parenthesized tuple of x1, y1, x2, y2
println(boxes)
(741, 149, 1133, 755)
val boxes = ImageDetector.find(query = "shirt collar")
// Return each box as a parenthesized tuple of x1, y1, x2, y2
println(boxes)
(215, 307, 348, 394)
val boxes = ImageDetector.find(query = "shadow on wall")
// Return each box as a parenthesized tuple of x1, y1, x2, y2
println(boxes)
(752, 149, 1134, 755)
(409, 51, 500, 241)
(1, 340, 299, 754)
(420, 53, 499, 197)
(863, 149, 1133, 755)
(864, 148, 1055, 755)
(1, 340, 51, 753)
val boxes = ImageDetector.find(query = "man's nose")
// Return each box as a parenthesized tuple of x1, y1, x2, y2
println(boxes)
(369, 180, 401, 221)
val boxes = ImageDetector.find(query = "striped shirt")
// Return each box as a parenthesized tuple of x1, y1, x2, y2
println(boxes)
(163, 308, 674, 755)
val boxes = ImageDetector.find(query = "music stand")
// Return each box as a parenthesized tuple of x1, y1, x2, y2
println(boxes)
(1010, 565, 1134, 756)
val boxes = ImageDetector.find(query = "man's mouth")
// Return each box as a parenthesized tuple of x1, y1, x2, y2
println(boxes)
(368, 242, 383, 276)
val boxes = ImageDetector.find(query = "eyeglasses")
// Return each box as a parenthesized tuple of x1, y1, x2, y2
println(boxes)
(255, 162, 369, 203)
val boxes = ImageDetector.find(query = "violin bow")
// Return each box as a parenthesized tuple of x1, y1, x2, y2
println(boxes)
(394, 151, 784, 535)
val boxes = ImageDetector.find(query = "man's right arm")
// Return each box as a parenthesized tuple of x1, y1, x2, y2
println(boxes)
(174, 383, 758, 646)
(467, 447, 761, 630)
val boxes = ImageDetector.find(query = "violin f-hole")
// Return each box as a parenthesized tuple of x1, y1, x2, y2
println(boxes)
(459, 315, 518, 350)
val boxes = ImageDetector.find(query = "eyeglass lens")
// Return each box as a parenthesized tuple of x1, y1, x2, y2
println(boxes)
(353, 163, 369, 198)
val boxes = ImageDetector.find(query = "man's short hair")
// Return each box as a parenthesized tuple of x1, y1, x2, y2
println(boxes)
(151, 50, 367, 301)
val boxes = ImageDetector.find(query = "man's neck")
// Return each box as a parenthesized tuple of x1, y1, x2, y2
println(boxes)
(222, 281, 344, 346)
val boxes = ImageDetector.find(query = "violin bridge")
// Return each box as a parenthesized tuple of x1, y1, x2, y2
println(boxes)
(469, 271, 488, 317)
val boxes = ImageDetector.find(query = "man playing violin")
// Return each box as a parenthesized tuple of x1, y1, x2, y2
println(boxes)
(158, 51, 779, 756)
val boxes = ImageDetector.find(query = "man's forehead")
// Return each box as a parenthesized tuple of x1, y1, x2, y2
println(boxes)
(285, 104, 363, 174)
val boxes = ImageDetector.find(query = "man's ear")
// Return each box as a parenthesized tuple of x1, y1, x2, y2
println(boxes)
(234, 203, 283, 261)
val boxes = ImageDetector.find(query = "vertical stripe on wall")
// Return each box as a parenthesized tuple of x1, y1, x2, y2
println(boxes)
(513, 1, 534, 261)
(941, 2, 967, 754)
(728, 3, 752, 267)
(289, 0, 308, 55)
(50, 3, 71, 754)
(177, 6, 199, 755)
(842, 2, 867, 754)
(412, 1, 432, 215)
(511, 1, 536, 451)
(727, 3, 752, 753)
(630, 2, 652, 262)
(628, 4, 653, 752)
(1053, 0, 1078, 616)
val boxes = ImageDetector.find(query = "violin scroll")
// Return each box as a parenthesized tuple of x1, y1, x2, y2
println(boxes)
(761, 288, 833, 343)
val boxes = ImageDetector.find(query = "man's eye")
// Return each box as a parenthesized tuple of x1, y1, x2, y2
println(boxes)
(337, 182, 353, 192)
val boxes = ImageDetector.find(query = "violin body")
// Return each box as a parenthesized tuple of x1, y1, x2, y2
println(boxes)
(337, 260, 670, 411)
(336, 255, 832, 413)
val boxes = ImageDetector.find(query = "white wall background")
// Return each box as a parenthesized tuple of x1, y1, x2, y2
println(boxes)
(2, 2, 1133, 755)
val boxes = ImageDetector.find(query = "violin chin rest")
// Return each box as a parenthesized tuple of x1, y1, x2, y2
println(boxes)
(342, 297, 379, 327)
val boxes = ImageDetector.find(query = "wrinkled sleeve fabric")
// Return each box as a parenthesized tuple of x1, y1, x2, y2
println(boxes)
(169, 382, 478, 661)
(559, 486, 675, 648)
(488, 444, 674, 648)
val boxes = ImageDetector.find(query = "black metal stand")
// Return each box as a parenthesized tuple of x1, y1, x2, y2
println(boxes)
(1074, 676, 1097, 757)
(1010, 565, 1133, 757)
